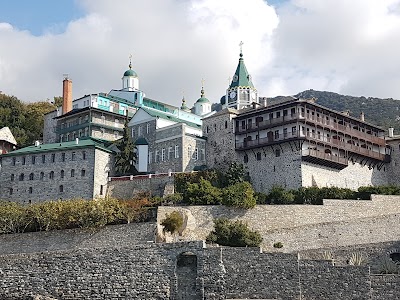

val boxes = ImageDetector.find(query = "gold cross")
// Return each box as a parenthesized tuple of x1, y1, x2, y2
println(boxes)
(239, 41, 244, 54)
(201, 78, 205, 87)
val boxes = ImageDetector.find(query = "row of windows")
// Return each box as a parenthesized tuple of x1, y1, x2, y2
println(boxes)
(12, 151, 87, 166)
(243, 149, 281, 163)
(206, 121, 230, 133)
(11, 169, 86, 181)
(149, 145, 180, 164)
(132, 123, 152, 138)
(10, 185, 66, 195)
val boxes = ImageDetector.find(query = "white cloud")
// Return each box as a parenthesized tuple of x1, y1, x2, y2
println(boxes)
(1, 0, 400, 106)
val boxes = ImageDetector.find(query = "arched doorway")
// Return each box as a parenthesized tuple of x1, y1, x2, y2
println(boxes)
(176, 252, 200, 300)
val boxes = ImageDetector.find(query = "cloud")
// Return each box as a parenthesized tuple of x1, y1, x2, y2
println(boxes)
(0, 0, 278, 107)
(1, 0, 400, 107)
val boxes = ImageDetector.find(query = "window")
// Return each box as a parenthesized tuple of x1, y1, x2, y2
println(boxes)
(29, 187, 33, 194)
(114, 131, 118, 139)
(138, 126, 142, 136)
(225, 121, 228, 129)
(149, 152, 153, 164)
(82, 151, 87, 160)
(49, 171, 54, 180)
(71, 169, 75, 177)
(11, 174, 14, 181)
(274, 130, 279, 139)
(61, 153, 66, 162)
(29, 173, 34, 180)
(31, 156, 36, 164)
(275, 149, 281, 157)
(206, 126, 209, 133)
(155, 150, 159, 163)
(72, 152, 76, 161)
(214, 124, 217, 131)
(100, 185, 104, 196)
(12, 157, 16, 166)
(292, 126, 297, 135)
(161, 148, 166, 161)
(147, 123, 150, 134)
(188, 145, 192, 159)
(9, 188, 13, 195)
(276, 111, 281, 118)
(42, 154, 46, 163)
(40, 172, 44, 180)
(59, 185, 64, 193)
(61, 170, 65, 179)
(244, 154, 249, 163)
(101, 115, 105, 123)
(51, 153, 55, 163)
(283, 128, 288, 138)
(19, 173, 24, 181)
(168, 147, 173, 160)
(81, 169, 86, 177)
(22, 157, 26, 165)
(131, 128, 135, 138)
(194, 148, 199, 160)
(201, 149, 205, 161)
(175, 145, 179, 158)
(283, 110, 288, 117)
(256, 152, 262, 160)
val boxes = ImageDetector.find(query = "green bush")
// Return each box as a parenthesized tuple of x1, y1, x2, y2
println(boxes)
(223, 162, 250, 187)
(175, 170, 220, 193)
(255, 192, 269, 204)
(164, 193, 183, 204)
(0, 201, 31, 234)
(267, 186, 295, 204)
(206, 218, 262, 247)
(222, 181, 256, 209)
(161, 211, 183, 235)
(183, 178, 222, 205)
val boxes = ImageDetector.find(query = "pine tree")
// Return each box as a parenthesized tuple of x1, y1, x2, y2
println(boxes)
(114, 115, 137, 176)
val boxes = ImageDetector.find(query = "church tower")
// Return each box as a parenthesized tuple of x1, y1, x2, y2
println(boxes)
(224, 42, 258, 110)
(194, 81, 212, 117)
(122, 55, 139, 91)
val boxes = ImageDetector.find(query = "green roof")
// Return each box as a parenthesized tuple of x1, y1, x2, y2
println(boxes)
(123, 69, 138, 77)
(141, 107, 201, 129)
(2, 137, 114, 157)
(135, 137, 148, 145)
(196, 97, 210, 104)
(229, 53, 255, 89)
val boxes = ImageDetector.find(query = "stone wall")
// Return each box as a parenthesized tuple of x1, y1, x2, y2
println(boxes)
(108, 173, 175, 199)
(43, 111, 57, 144)
(157, 195, 400, 252)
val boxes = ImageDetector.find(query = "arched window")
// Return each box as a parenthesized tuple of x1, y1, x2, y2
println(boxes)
(19, 173, 24, 181)
(29, 173, 34, 180)
(244, 154, 249, 163)
(71, 169, 75, 177)
(49, 171, 54, 180)
(81, 169, 86, 177)
(29, 187, 33, 194)
(40, 172, 44, 180)
(61, 170, 65, 179)
(225, 121, 228, 129)
(59, 185, 64, 193)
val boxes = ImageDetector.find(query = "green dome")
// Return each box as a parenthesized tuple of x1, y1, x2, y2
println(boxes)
(123, 69, 138, 77)
(196, 97, 210, 104)
(220, 95, 226, 105)
(135, 137, 148, 145)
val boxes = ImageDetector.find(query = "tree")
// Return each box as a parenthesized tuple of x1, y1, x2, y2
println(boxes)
(222, 181, 256, 209)
(224, 162, 250, 186)
(114, 116, 137, 176)
(206, 218, 263, 247)
(161, 211, 184, 240)
(184, 178, 222, 205)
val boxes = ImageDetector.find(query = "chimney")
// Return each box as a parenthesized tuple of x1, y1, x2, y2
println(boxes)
(62, 76, 72, 115)
(34, 141, 40, 147)
(389, 127, 394, 138)
(360, 111, 365, 122)
(75, 138, 79, 145)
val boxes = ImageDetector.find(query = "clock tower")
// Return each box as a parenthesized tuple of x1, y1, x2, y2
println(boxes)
(224, 42, 258, 110)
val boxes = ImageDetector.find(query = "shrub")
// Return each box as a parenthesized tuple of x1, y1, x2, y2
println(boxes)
(161, 211, 183, 236)
(0, 201, 31, 234)
(183, 178, 222, 205)
(273, 242, 283, 248)
(164, 193, 183, 205)
(268, 186, 295, 204)
(222, 181, 256, 209)
(223, 162, 250, 187)
(255, 192, 269, 204)
(175, 170, 220, 193)
(206, 218, 262, 247)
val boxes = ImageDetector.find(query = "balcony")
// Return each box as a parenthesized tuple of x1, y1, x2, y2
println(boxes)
(55, 120, 89, 134)
(236, 113, 299, 134)
(302, 149, 348, 169)
(236, 131, 386, 161)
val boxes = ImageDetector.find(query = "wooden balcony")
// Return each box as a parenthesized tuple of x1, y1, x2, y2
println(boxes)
(235, 131, 386, 161)
(302, 149, 348, 169)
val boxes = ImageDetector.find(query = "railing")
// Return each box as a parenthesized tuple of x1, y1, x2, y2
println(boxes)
(55, 120, 89, 134)
(302, 149, 348, 166)
(236, 131, 386, 160)
(235, 112, 385, 146)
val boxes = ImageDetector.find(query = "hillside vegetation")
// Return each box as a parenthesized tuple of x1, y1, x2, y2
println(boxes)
(269, 90, 400, 133)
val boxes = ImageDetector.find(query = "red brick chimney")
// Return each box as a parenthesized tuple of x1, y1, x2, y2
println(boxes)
(62, 77, 72, 115)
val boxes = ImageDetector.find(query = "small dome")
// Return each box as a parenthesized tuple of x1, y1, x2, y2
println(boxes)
(123, 69, 138, 77)
(220, 95, 226, 105)
(135, 137, 148, 145)
(196, 97, 210, 104)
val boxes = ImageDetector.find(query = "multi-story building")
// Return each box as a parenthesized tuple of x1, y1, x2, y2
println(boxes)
(0, 138, 114, 203)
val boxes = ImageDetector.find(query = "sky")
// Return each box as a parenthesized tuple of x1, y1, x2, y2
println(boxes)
(1, 0, 400, 107)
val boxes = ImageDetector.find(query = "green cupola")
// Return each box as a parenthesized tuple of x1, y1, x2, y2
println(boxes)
(122, 55, 139, 91)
